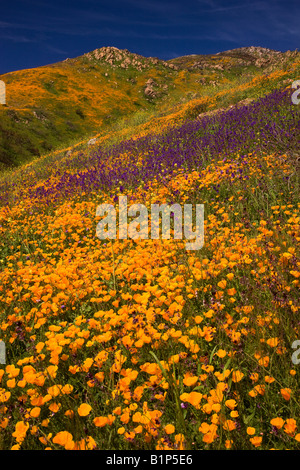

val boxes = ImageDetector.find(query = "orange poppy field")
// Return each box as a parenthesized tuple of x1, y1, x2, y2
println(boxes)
(0, 59, 299, 450)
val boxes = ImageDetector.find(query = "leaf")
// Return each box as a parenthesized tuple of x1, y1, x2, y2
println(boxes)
(243, 409, 256, 425)
(223, 356, 232, 373)
(209, 344, 218, 364)
(149, 351, 168, 381)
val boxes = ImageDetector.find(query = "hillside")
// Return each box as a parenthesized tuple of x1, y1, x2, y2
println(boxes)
(0, 46, 299, 169)
(0, 45, 299, 450)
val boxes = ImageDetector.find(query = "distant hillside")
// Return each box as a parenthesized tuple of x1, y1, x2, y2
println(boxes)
(0, 45, 299, 169)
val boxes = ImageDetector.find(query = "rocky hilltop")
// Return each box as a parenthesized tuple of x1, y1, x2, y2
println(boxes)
(83, 46, 178, 71)
(168, 46, 298, 71)
(217, 46, 297, 68)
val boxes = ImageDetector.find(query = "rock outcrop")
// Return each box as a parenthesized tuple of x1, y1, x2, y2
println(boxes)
(144, 78, 158, 98)
(84, 46, 178, 72)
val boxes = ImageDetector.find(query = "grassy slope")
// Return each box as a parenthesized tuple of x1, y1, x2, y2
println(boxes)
(0, 47, 299, 170)
(0, 53, 171, 167)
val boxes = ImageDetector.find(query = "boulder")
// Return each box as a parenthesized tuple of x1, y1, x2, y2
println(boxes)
(87, 138, 97, 146)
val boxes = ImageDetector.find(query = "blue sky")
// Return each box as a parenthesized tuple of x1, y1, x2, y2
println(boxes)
(1, 0, 299, 74)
